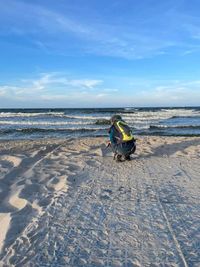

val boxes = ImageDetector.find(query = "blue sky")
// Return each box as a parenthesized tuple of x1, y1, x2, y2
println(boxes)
(0, 0, 200, 108)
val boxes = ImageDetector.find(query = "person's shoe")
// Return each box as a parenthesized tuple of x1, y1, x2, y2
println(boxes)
(125, 155, 131, 161)
(116, 154, 123, 162)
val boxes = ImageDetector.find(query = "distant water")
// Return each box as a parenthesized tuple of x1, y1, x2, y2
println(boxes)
(0, 107, 200, 140)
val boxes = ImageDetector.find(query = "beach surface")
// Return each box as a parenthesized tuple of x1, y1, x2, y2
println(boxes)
(0, 136, 200, 266)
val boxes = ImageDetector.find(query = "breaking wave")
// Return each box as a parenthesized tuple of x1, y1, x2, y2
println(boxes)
(0, 107, 199, 139)
(150, 125, 200, 130)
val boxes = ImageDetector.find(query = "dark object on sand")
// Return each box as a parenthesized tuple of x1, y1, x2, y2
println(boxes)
(108, 115, 136, 161)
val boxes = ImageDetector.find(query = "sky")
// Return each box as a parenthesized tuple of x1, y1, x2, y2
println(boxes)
(0, 0, 200, 108)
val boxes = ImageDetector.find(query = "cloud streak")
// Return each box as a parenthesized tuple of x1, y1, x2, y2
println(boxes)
(1, 0, 200, 59)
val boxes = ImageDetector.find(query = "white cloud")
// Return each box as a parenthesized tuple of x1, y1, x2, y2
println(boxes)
(67, 79, 102, 89)
(1, 74, 200, 107)
(103, 88, 119, 92)
(32, 74, 53, 90)
(0, 73, 104, 105)
(0, 87, 8, 97)
(130, 80, 200, 106)
(96, 93, 108, 98)
(24, 74, 103, 90)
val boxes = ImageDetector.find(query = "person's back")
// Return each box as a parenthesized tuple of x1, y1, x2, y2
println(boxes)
(108, 115, 136, 161)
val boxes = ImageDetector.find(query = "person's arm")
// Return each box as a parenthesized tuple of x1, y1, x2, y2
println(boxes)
(109, 126, 116, 144)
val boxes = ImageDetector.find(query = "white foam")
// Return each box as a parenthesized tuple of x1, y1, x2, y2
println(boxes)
(62, 115, 111, 120)
(0, 120, 93, 126)
(120, 109, 200, 122)
(0, 112, 65, 118)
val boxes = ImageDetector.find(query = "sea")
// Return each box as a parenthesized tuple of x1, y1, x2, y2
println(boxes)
(0, 107, 200, 140)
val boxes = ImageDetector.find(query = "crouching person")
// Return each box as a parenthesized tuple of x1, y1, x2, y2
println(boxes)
(108, 115, 136, 162)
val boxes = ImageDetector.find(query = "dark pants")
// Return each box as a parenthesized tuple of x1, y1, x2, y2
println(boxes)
(112, 140, 136, 157)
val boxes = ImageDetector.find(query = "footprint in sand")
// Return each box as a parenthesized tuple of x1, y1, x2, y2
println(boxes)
(9, 189, 27, 210)
(67, 163, 81, 171)
(86, 160, 101, 167)
(1, 155, 22, 168)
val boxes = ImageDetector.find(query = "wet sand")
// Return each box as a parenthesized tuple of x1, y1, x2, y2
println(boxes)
(0, 136, 200, 266)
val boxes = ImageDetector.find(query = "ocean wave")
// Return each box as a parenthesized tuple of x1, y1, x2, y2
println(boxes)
(62, 115, 111, 120)
(150, 125, 200, 130)
(0, 108, 200, 139)
(95, 119, 110, 125)
(0, 112, 65, 118)
(170, 115, 200, 119)
(121, 109, 200, 120)
(0, 108, 199, 122)
(0, 120, 94, 126)
(0, 127, 104, 135)
(0, 111, 111, 120)
(138, 131, 200, 137)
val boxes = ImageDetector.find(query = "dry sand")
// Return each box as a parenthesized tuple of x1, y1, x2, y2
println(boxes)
(0, 136, 199, 267)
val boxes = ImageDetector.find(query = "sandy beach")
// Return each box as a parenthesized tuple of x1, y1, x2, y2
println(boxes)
(0, 136, 200, 266)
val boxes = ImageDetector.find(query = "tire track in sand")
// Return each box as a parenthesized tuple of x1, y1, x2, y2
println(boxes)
(145, 156, 200, 267)
(144, 158, 188, 267)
